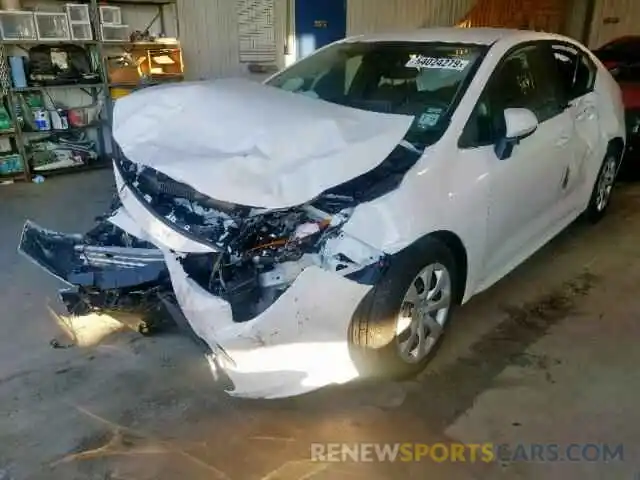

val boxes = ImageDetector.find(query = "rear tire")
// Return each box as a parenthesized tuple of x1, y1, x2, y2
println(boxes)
(349, 237, 460, 378)
(585, 151, 618, 224)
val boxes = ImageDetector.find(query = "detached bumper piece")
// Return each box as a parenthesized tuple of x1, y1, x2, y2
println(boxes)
(19, 220, 166, 289)
(18, 220, 176, 334)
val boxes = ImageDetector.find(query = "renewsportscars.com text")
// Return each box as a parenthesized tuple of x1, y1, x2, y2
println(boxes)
(310, 442, 624, 463)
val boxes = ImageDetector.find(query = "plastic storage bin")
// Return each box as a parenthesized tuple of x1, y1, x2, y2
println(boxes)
(99, 6, 122, 25)
(0, 11, 37, 41)
(66, 3, 90, 23)
(101, 24, 129, 42)
(66, 4, 91, 40)
(35, 12, 71, 41)
(70, 23, 92, 40)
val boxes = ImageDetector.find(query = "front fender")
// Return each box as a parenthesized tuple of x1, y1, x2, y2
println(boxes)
(340, 144, 490, 304)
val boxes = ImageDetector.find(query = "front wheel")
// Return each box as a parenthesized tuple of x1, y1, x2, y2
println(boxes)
(349, 237, 460, 378)
(585, 152, 618, 223)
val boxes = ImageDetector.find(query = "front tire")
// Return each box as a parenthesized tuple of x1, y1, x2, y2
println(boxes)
(349, 237, 460, 378)
(585, 152, 618, 223)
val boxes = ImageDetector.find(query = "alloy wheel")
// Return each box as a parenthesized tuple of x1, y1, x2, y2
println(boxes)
(596, 156, 617, 212)
(396, 263, 452, 363)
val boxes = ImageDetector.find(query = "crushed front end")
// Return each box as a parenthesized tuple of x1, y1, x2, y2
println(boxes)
(20, 151, 419, 397)
(18, 75, 434, 397)
(113, 153, 400, 324)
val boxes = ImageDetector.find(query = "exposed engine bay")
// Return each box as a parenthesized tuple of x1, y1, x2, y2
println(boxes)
(116, 155, 390, 322)
(19, 128, 425, 341)
(20, 137, 421, 334)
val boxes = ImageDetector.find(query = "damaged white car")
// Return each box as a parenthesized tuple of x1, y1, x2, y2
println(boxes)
(20, 28, 625, 399)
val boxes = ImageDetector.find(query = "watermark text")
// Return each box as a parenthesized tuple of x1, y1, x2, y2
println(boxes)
(310, 442, 624, 464)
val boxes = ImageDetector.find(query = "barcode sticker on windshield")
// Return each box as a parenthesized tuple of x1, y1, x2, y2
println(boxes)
(417, 112, 440, 129)
(406, 55, 470, 71)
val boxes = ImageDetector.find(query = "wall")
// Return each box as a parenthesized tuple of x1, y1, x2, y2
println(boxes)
(176, 0, 609, 80)
(176, 0, 239, 79)
(588, 0, 640, 48)
(562, 0, 592, 42)
(178, 0, 475, 79)
(458, 0, 568, 32)
(347, 0, 588, 42)
(347, 0, 474, 35)
(178, 0, 287, 80)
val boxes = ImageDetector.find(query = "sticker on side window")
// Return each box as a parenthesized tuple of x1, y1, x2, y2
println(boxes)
(406, 55, 470, 71)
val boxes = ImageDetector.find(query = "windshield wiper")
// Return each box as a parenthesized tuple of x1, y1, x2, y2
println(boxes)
(399, 139, 423, 154)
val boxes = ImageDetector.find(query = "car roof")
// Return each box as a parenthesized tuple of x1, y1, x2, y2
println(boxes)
(345, 27, 572, 47)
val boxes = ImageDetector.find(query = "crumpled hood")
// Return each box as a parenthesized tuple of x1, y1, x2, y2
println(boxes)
(112, 78, 414, 209)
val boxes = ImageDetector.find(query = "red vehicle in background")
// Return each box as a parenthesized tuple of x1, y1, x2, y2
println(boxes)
(593, 36, 640, 174)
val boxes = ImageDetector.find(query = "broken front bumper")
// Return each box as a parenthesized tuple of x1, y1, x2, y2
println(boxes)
(19, 220, 166, 290)
(18, 218, 174, 328)
(18, 211, 373, 399)
(165, 254, 372, 398)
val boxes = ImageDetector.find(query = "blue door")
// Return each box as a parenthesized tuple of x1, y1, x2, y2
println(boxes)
(295, 0, 347, 59)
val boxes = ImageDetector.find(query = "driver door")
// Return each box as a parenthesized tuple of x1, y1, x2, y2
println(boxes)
(460, 43, 576, 283)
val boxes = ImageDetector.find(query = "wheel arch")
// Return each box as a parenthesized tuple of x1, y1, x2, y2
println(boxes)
(426, 230, 468, 305)
(608, 136, 625, 163)
(347, 229, 467, 376)
(605, 137, 626, 181)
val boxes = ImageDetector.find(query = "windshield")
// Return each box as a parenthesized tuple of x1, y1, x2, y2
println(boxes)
(266, 41, 486, 146)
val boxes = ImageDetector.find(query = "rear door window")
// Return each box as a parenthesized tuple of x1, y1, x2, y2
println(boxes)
(549, 43, 596, 101)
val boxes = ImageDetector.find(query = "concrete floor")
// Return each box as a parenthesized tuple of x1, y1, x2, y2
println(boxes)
(1, 170, 639, 480)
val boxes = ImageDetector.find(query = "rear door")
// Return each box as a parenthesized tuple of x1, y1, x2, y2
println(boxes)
(548, 42, 600, 212)
(589, 0, 640, 49)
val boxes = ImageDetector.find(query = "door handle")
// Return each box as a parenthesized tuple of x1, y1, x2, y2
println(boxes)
(556, 134, 571, 146)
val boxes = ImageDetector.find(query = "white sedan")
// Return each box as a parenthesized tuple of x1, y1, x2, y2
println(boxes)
(20, 28, 625, 398)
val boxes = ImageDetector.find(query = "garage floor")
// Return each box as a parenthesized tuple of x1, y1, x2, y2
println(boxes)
(1, 170, 639, 480)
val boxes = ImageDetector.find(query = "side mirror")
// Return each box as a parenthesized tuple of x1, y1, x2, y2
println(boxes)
(504, 108, 538, 139)
(495, 108, 539, 160)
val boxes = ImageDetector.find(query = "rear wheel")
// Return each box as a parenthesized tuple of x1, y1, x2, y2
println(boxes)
(349, 237, 460, 377)
(585, 152, 618, 223)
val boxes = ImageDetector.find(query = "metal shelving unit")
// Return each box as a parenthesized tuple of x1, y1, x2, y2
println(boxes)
(0, 0, 179, 181)
(108, 74, 182, 87)
(0, 40, 98, 45)
(11, 83, 104, 92)
(23, 120, 104, 135)
(0, 0, 109, 181)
